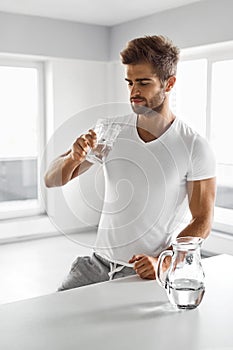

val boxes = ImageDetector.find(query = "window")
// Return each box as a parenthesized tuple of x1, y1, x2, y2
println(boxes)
(0, 59, 45, 220)
(171, 43, 233, 233)
(173, 58, 207, 137)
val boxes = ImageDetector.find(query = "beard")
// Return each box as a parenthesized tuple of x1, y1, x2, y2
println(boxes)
(131, 89, 166, 116)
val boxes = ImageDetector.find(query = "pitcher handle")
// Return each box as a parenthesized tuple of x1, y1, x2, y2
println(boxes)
(156, 250, 173, 288)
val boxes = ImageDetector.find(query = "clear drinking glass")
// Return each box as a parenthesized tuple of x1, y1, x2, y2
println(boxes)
(156, 236, 205, 309)
(86, 118, 121, 164)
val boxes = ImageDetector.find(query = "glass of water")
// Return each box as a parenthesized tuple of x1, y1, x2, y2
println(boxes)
(86, 118, 121, 164)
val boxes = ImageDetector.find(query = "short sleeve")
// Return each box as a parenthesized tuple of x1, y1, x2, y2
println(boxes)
(187, 134, 216, 181)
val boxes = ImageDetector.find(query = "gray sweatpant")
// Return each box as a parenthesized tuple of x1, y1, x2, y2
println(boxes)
(58, 253, 136, 291)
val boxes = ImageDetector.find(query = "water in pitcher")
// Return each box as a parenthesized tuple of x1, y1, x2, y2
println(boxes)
(166, 278, 205, 309)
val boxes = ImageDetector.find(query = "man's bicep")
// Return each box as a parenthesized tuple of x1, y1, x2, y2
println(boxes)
(187, 178, 216, 219)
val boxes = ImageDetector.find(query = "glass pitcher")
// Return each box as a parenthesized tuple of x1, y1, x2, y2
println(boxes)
(156, 236, 205, 309)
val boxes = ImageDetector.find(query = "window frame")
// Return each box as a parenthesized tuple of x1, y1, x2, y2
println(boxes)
(0, 56, 46, 220)
(179, 41, 233, 235)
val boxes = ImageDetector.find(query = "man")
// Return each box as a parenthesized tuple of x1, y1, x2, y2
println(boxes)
(44, 35, 216, 290)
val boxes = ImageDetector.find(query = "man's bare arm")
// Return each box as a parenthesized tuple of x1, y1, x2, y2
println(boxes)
(176, 177, 216, 240)
(44, 130, 96, 187)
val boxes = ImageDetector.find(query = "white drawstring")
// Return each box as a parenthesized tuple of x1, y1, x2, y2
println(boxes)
(108, 262, 125, 280)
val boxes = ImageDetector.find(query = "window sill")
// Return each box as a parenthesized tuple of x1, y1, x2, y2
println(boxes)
(0, 215, 59, 244)
(213, 207, 233, 235)
(202, 230, 233, 256)
(0, 215, 98, 244)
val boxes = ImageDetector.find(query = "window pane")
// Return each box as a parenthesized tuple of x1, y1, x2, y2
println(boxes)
(172, 59, 207, 137)
(0, 66, 38, 157)
(0, 65, 40, 216)
(211, 60, 233, 210)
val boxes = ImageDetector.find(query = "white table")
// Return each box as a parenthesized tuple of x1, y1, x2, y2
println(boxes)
(0, 254, 233, 350)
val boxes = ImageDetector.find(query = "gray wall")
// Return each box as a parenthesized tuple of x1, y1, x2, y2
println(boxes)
(0, 11, 109, 61)
(1, 0, 233, 61)
(110, 0, 233, 60)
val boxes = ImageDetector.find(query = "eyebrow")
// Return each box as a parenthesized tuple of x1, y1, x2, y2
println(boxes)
(125, 78, 153, 82)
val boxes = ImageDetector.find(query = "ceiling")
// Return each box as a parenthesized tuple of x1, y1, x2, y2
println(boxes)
(0, 0, 203, 26)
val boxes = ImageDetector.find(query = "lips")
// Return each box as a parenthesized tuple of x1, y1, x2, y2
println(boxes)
(131, 98, 145, 104)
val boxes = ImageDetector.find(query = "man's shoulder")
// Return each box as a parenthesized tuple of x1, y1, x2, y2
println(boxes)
(174, 118, 197, 138)
(176, 119, 212, 150)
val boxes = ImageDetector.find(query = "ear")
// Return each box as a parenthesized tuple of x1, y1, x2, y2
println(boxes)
(165, 76, 176, 92)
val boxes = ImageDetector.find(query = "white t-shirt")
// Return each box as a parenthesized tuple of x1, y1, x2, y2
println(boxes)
(94, 114, 216, 265)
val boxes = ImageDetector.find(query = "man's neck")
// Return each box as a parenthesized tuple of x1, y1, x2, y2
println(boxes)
(136, 108, 175, 142)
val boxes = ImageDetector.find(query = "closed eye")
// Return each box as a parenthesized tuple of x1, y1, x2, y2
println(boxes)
(125, 78, 152, 86)
(139, 81, 150, 86)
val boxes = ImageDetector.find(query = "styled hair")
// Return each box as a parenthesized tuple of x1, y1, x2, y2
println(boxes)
(120, 35, 180, 83)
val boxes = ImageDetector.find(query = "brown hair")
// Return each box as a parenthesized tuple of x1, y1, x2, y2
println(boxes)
(120, 35, 180, 84)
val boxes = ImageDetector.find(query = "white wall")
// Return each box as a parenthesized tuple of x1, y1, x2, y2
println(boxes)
(107, 62, 129, 104)
(49, 59, 110, 130)
(43, 59, 111, 232)
(110, 0, 233, 60)
(0, 11, 109, 61)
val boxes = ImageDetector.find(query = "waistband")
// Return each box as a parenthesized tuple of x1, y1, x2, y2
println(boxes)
(94, 253, 133, 280)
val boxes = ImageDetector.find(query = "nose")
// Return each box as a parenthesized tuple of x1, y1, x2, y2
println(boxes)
(130, 84, 141, 97)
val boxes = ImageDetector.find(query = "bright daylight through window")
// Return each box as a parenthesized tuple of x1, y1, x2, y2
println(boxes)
(171, 46, 233, 233)
(0, 61, 44, 219)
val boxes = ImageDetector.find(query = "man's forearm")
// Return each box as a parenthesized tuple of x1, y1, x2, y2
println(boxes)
(44, 152, 93, 188)
(44, 129, 97, 187)
(177, 216, 213, 240)
(164, 216, 213, 253)
(44, 154, 80, 187)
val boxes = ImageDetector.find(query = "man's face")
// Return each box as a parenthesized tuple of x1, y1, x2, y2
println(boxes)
(125, 63, 167, 115)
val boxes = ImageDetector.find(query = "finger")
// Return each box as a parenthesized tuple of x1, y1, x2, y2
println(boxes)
(85, 130, 97, 148)
(163, 256, 172, 271)
(138, 264, 156, 278)
(74, 147, 86, 157)
(71, 137, 89, 160)
(134, 256, 148, 269)
(134, 261, 144, 271)
(73, 140, 88, 156)
(128, 256, 136, 263)
(142, 272, 155, 280)
(137, 268, 155, 280)
(71, 148, 86, 162)
(88, 129, 97, 138)
(134, 258, 153, 273)
(134, 257, 157, 279)
(135, 263, 148, 274)
(73, 135, 87, 149)
(128, 254, 145, 263)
